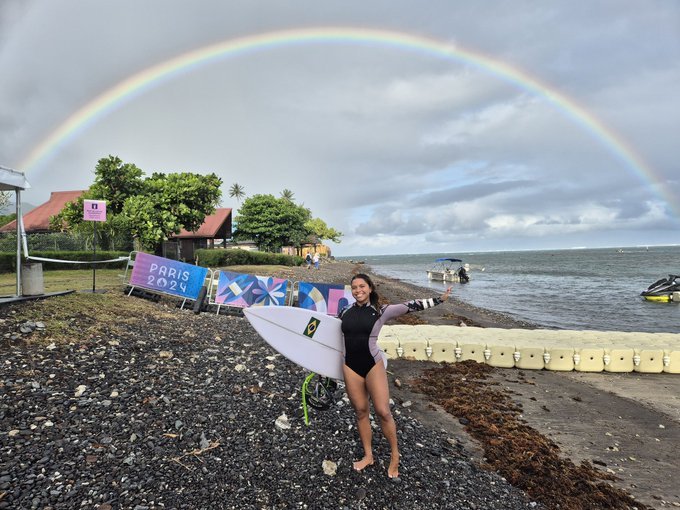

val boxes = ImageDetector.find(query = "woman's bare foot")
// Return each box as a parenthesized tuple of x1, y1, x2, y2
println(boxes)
(353, 456, 374, 471)
(388, 452, 400, 479)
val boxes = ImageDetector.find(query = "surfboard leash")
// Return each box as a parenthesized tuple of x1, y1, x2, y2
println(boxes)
(301, 372, 316, 426)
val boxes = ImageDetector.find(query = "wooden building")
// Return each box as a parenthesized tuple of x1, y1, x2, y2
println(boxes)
(164, 208, 232, 262)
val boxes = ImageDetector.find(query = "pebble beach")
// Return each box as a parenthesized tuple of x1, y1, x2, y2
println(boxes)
(1, 260, 677, 509)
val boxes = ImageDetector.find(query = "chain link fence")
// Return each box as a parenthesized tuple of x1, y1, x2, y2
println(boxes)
(0, 232, 133, 253)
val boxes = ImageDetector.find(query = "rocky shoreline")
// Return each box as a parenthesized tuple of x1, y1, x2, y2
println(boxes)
(1, 260, 676, 509)
(0, 261, 537, 509)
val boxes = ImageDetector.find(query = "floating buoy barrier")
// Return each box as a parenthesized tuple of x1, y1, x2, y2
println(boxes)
(378, 326, 680, 374)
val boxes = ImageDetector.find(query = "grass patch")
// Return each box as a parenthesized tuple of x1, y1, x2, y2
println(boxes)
(0, 264, 296, 295)
(1, 263, 297, 346)
(0, 268, 130, 295)
(0, 268, 178, 345)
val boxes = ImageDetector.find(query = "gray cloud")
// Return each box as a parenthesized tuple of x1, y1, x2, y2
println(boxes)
(1, 0, 678, 255)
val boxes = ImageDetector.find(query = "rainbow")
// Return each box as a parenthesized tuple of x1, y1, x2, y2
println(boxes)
(18, 26, 677, 215)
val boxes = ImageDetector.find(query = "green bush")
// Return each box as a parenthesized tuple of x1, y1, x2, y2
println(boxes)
(0, 251, 130, 272)
(195, 249, 302, 268)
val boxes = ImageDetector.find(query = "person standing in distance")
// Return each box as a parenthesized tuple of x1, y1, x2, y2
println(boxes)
(338, 273, 452, 479)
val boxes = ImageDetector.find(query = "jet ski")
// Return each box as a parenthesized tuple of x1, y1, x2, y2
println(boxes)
(640, 274, 680, 302)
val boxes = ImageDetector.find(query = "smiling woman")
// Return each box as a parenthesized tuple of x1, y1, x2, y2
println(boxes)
(17, 27, 675, 218)
(339, 272, 452, 479)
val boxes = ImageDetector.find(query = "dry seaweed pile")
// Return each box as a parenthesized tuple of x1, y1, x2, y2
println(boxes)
(413, 361, 649, 510)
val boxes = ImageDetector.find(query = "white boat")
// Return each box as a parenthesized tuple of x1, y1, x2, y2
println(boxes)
(426, 258, 470, 283)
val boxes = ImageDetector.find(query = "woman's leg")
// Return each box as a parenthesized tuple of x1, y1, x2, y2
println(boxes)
(365, 360, 400, 478)
(342, 364, 374, 470)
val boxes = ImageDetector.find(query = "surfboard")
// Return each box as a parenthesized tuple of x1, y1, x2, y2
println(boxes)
(244, 306, 346, 380)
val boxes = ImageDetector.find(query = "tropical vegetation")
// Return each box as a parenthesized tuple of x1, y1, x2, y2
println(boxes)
(233, 193, 341, 253)
(51, 155, 222, 251)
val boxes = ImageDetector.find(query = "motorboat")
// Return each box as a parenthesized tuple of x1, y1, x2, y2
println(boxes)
(426, 258, 470, 283)
(640, 274, 680, 302)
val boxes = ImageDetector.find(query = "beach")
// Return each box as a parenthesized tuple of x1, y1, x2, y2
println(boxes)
(347, 261, 680, 509)
(1, 260, 678, 509)
(242, 260, 680, 508)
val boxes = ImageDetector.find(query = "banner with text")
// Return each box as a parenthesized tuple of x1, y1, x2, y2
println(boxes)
(129, 252, 208, 300)
(83, 199, 107, 222)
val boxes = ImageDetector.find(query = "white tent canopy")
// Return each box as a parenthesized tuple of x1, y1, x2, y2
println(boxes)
(1, 165, 31, 296)
(0, 165, 30, 191)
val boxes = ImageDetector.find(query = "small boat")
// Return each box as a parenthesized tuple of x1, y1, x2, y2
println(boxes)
(426, 258, 470, 283)
(640, 274, 680, 302)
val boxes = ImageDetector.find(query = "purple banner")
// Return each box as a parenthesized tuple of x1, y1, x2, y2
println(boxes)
(129, 252, 208, 299)
(297, 282, 355, 315)
(215, 271, 288, 308)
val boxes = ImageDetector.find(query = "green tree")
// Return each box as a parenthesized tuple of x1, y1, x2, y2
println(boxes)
(0, 212, 16, 228)
(305, 217, 343, 245)
(51, 156, 222, 252)
(122, 171, 222, 250)
(121, 195, 177, 250)
(234, 194, 311, 252)
(89, 155, 144, 214)
(49, 155, 142, 237)
(280, 188, 295, 201)
(49, 193, 90, 232)
(229, 182, 246, 203)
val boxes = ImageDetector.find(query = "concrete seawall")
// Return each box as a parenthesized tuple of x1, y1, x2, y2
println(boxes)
(378, 325, 680, 373)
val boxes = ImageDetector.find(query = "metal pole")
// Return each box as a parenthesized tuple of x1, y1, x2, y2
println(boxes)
(15, 189, 21, 296)
(92, 221, 97, 292)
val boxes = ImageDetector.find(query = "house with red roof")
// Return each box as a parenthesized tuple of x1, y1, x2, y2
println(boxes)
(164, 208, 232, 261)
(0, 190, 85, 233)
(1, 190, 232, 262)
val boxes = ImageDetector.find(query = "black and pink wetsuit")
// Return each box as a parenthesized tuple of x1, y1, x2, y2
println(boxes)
(339, 297, 444, 378)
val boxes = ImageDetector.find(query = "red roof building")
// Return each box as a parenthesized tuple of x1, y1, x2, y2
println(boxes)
(164, 208, 232, 261)
(173, 208, 232, 240)
(1, 191, 232, 262)
(0, 190, 84, 233)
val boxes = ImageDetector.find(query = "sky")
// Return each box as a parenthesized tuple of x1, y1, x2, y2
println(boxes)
(1, 1, 678, 256)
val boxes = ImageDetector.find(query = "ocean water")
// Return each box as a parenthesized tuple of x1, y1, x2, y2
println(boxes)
(342, 246, 680, 333)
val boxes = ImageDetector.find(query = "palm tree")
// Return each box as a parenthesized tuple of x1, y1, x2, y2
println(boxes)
(280, 188, 295, 202)
(229, 183, 246, 203)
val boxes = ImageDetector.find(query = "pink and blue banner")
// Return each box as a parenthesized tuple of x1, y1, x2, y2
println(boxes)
(129, 252, 208, 300)
(215, 271, 289, 308)
(297, 282, 355, 316)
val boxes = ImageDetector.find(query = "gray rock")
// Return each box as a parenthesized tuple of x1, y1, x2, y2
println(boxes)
(0, 302, 536, 510)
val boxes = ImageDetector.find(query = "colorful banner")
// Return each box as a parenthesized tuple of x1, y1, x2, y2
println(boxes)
(215, 271, 289, 308)
(297, 282, 355, 316)
(129, 252, 208, 300)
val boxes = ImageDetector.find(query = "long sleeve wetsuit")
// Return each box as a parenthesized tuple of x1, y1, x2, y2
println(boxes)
(339, 297, 443, 378)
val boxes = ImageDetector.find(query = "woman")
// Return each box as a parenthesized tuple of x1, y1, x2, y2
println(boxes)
(339, 273, 451, 479)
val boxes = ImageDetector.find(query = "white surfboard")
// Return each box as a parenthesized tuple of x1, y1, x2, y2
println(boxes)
(244, 306, 346, 380)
